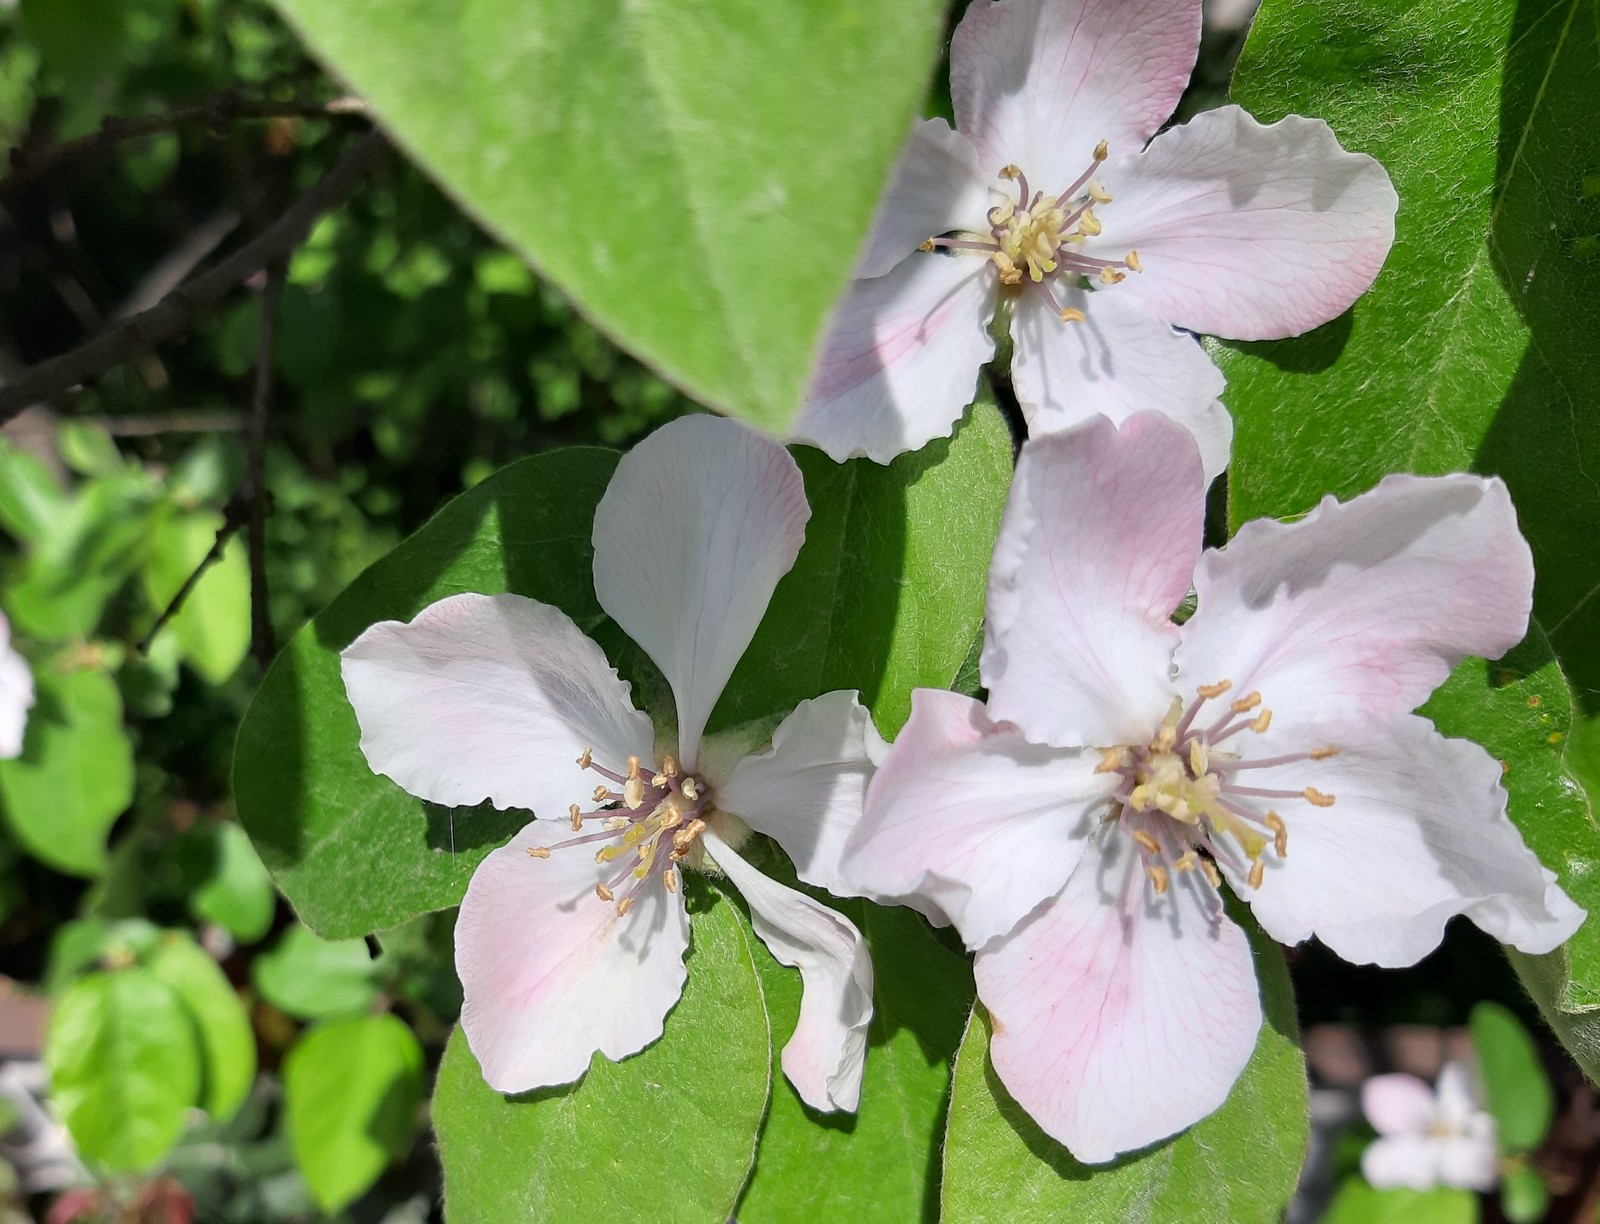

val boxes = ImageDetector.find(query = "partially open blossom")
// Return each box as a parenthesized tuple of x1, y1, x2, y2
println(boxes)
(341, 415, 877, 1112)
(0, 612, 32, 760)
(845, 412, 1582, 1161)
(793, 0, 1397, 474)
(1362, 1063, 1498, 1192)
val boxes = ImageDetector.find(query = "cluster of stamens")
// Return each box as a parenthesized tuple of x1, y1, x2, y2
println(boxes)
(919, 141, 1141, 323)
(1095, 680, 1340, 897)
(527, 747, 714, 917)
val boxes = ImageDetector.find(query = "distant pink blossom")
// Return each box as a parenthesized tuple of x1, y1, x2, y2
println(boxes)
(1362, 1063, 1498, 1192)
(0, 612, 31, 759)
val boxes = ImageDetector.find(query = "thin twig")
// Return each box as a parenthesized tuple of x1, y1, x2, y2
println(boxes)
(243, 262, 283, 667)
(0, 130, 386, 426)
(137, 504, 247, 654)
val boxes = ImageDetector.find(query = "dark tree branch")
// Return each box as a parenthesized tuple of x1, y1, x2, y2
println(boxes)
(0, 129, 387, 426)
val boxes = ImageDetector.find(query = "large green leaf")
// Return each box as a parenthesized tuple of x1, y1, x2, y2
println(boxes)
(1469, 1001, 1554, 1153)
(234, 403, 1010, 938)
(433, 881, 770, 1222)
(252, 924, 381, 1020)
(148, 935, 257, 1123)
(45, 968, 203, 1172)
(266, 0, 947, 433)
(1322, 1179, 1479, 1224)
(0, 664, 134, 876)
(940, 917, 1307, 1224)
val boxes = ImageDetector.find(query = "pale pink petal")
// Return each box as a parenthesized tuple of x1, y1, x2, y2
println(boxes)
(1176, 474, 1533, 736)
(1437, 1134, 1498, 1191)
(982, 413, 1202, 748)
(1362, 1134, 1440, 1191)
(0, 613, 32, 760)
(1100, 107, 1397, 339)
(950, 0, 1200, 188)
(977, 834, 1261, 1163)
(1361, 1074, 1436, 1137)
(855, 120, 995, 280)
(592, 415, 808, 770)
(792, 253, 996, 463)
(456, 822, 689, 1093)
(1433, 1062, 1482, 1129)
(704, 830, 873, 1113)
(1010, 288, 1233, 484)
(1234, 714, 1584, 966)
(845, 688, 1114, 949)
(341, 593, 654, 816)
(714, 691, 885, 898)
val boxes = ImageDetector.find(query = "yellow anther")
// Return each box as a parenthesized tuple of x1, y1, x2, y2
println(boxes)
(1093, 140, 1109, 161)
(623, 777, 646, 810)
(1189, 741, 1209, 778)
(664, 868, 679, 894)
(1303, 788, 1336, 808)
(1098, 267, 1126, 285)
(527, 846, 551, 859)
(1197, 680, 1233, 700)
(1201, 859, 1222, 888)
(1128, 783, 1152, 811)
(674, 819, 707, 853)
(1157, 794, 1191, 823)
(1059, 307, 1086, 323)
(617, 897, 634, 917)
(596, 883, 614, 902)
(652, 772, 668, 787)
(1174, 850, 1199, 873)
(592, 785, 610, 803)
(919, 239, 935, 252)
(1088, 179, 1111, 204)
(999, 163, 1021, 179)
(1132, 830, 1161, 855)
(661, 755, 679, 778)
(569, 804, 583, 831)
(1095, 747, 1131, 774)
(1125, 250, 1143, 273)
(1078, 209, 1102, 236)
(1247, 859, 1265, 890)
(627, 756, 641, 779)
(1265, 811, 1288, 858)
(1309, 746, 1342, 760)
(1248, 709, 1273, 733)
(576, 747, 593, 769)
(1155, 722, 1179, 752)
(1231, 691, 1262, 713)
(681, 777, 700, 801)
(1148, 864, 1169, 895)
(604, 816, 629, 830)
(658, 806, 684, 831)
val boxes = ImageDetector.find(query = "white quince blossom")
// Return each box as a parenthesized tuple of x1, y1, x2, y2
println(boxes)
(341, 415, 878, 1111)
(793, 0, 1398, 475)
(843, 412, 1583, 1162)
(1362, 1062, 1498, 1192)
(0, 612, 33, 760)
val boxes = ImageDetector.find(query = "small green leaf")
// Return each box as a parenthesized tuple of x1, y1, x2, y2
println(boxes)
(147, 935, 257, 1123)
(1321, 1178, 1479, 1224)
(1500, 1163, 1550, 1224)
(433, 883, 769, 1221)
(0, 440, 66, 543)
(0, 664, 134, 876)
(45, 969, 202, 1171)
(57, 421, 124, 479)
(143, 508, 252, 686)
(1469, 1001, 1553, 1154)
(184, 821, 277, 943)
(252, 925, 379, 1020)
(284, 1013, 425, 1214)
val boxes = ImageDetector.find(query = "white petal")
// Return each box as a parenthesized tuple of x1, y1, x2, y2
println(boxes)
(1102, 107, 1398, 340)
(950, 0, 1201, 188)
(341, 593, 655, 815)
(1236, 714, 1584, 966)
(1434, 1062, 1482, 1128)
(592, 415, 808, 770)
(844, 688, 1114, 949)
(455, 822, 690, 1093)
(1176, 474, 1534, 737)
(704, 830, 874, 1113)
(714, 691, 884, 898)
(982, 413, 1201, 748)
(855, 120, 994, 280)
(0, 613, 32, 760)
(1361, 1073, 1436, 1137)
(1361, 1134, 1442, 1191)
(1010, 288, 1233, 484)
(1437, 1133, 1498, 1191)
(792, 253, 996, 463)
(976, 833, 1261, 1163)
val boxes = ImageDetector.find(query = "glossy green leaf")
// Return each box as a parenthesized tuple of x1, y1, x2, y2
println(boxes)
(1500, 1163, 1550, 1224)
(234, 403, 1010, 939)
(0, 664, 134, 876)
(45, 968, 202, 1171)
(284, 1013, 425, 1213)
(940, 916, 1307, 1224)
(252, 924, 380, 1020)
(433, 882, 769, 1221)
(184, 821, 277, 943)
(1469, 1001, 1553, 1153)
(267, 0, 946, 433)
(1322, 1179, 1478, 1224)
(143, 507, 252, 686)
(0, 440, 66, 544)
(148, 935, 257, 1123)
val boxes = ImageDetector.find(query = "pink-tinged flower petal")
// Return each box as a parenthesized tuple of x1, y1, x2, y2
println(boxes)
(1010, 288, 1233, 484)
(456, 821, 689, 1093)
(1362, 1134, 1440, 1191)
(704, 830, 874, 1113)
(1102, 107, 1397, 339)
(341, 593, 654, 816)
(1361, 1073, 1435, 1137)
(982, 413, 1202, 748)
(792, 253, 996, 464)
(0, 613, 32, 760)
(1237, 714, 1584, 966)
(1176, 474, 1533, 736)
(976, 835, 1261, 1163)
(855, 120, 994, 280)
(1437, 1133, 1498, 1191)
(950, 0, 1200, 188)
(845, 688, 1114, 949)
(1434, 1062, 1481, 1129)
(592, 415, 808, 770)
(714, 691, 885, 898)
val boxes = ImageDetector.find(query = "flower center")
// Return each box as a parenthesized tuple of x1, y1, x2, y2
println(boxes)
(527, 747, 716, 917)
(920, 141, 1142, 323)
(1096, 680, 1340, 896)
